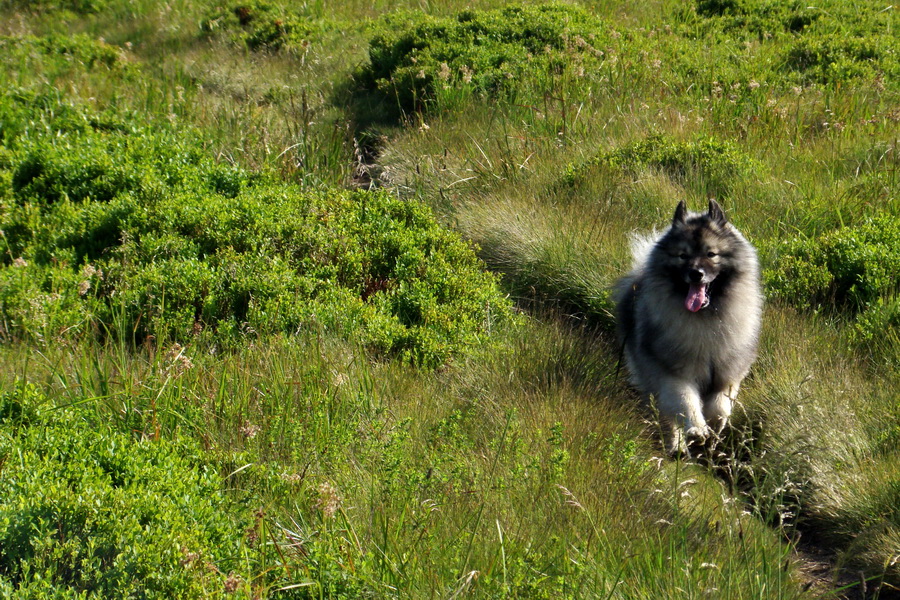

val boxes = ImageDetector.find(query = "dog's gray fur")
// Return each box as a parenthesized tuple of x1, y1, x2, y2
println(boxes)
(615, 200, 763, 454)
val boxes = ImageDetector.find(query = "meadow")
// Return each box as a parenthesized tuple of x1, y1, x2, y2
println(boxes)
(0, 0, 898, 597)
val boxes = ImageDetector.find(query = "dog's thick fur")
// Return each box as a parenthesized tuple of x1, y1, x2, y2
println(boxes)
(615, 200, 762, 454)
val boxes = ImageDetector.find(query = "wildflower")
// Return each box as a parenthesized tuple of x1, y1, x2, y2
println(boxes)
(416, 69, 426, 79)
(651, 59, 662, 69)
(78, 280, 91, 296)
(438, 62, 451, 81)
(316, 482, 342, 519)
(281, 472, 305, 485)
(459, 65, 473, 84)
(12, 257, 27, 268)
(179, 546, 200, 567)
(748, 79, 760, 90)
(224, 573, 242, 593)
(240, 421, 261, 439)
(164, 343, 194, 377)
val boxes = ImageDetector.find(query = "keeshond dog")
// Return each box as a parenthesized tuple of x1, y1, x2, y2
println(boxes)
(614, 200, 762, 455)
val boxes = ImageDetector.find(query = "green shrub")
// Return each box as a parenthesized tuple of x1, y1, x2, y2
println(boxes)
(360, 3, 613, 112)
(852, 296, 900, 346)
(686, 0, 900, 87)
(0, 91, 512, 367)
(766, 215, 900, 312)
(782, 35, 897, 86)
(560, 134, 755, 197)
(2, 0, 106, 14)
(0, 383, 249, 597)
(200, 1, 328, 52)
(0, 35, 127, 74)
(766, 216, 900, 350)
(693, 0, 821, 36)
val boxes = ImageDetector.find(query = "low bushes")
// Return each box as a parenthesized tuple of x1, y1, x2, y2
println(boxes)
(766, 215, 900, 346)
(0, 90, 512, 367)
(560, 134, 755, 198)
(766, 215, 900, 310)
(358, 0, 900, 121)
(0, 383, 249, 597)
(359, 3, 614, 112)
(200, 1, 320, 52)
(687, 0, 900, 88)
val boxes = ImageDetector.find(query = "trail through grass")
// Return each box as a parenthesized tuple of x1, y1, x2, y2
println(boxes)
(1, 0, 899, 597)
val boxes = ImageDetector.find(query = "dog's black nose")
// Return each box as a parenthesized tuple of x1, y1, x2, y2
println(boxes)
(688, 269, 704, 283)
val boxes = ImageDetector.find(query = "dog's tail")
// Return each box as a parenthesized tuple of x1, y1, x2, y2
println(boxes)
(627, 229, 662, 273)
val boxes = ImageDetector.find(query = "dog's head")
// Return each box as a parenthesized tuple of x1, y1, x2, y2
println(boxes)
(663, 199, 732, 312)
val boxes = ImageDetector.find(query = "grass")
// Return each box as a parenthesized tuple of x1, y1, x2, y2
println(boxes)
(1, 0, 899, 597)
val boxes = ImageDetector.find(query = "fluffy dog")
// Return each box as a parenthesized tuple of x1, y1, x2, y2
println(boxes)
(615, 200, 762, 454)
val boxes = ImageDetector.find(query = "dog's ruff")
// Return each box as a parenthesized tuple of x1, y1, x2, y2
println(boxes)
(614, 200, 763, 455)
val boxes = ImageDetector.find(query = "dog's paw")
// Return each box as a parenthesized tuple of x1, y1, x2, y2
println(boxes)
(684, 425, 713, 442)
(665, 424, 714, 457)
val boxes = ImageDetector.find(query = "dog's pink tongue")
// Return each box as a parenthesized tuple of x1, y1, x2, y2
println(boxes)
(685, 283, 706, 312)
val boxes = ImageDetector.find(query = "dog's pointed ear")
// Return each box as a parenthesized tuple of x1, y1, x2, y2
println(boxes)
(672, 201, 687, 226)
(708, 199, 727, 225)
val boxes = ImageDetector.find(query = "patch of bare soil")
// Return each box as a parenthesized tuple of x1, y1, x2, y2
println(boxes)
(794, 539, 899, 600)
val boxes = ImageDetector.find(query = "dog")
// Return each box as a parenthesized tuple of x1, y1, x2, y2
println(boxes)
(614, 200, 762, 455)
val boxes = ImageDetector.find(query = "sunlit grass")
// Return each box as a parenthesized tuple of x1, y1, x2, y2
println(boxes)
(1, 0, 899, 595)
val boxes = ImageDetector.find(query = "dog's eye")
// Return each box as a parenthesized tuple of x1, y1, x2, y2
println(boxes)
(707, 251, 718, 258)
(679, 253, 689, 260)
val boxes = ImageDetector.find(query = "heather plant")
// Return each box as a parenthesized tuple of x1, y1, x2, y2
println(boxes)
(560, 134, 756, 199)
(359, 3, 614, 113)
(0, 35, 126, 74)
(0, 383, 253, 598)
(766, 216, 900, 338)
(0, 91, 512, 367)
(684, 0, 900, 88)
(2, 0, 900, 596)
(200, 1, 326, 52)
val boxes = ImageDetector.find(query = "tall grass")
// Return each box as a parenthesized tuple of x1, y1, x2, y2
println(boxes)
(2, 0, 899, 596)
(0, 319, 813, 597)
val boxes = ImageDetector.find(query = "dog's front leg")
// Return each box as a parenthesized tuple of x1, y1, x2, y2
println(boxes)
(657, 380, 710, 455)
(704, 383, 738, 434)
